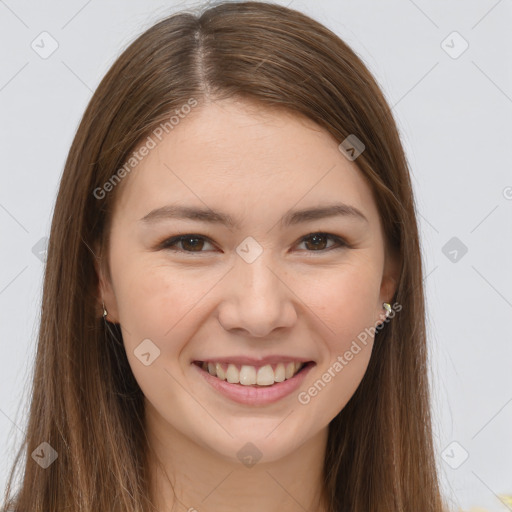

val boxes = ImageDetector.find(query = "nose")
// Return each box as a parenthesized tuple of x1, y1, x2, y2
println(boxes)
(216, 250, 298, 338)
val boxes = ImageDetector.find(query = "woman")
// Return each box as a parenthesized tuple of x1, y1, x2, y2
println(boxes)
(1, 2, 450, 511)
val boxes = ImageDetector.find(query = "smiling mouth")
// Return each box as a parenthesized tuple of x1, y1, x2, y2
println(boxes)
(193, 360, 313, 387)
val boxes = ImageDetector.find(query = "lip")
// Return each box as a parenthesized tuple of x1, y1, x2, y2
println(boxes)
(191, 360, 316, 406)
(192, 355, 313, 366)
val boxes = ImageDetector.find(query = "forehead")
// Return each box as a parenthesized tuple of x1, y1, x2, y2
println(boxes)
(112, 99, 380, 228)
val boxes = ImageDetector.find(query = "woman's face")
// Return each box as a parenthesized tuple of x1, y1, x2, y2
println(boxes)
(99, 98, 398, 464)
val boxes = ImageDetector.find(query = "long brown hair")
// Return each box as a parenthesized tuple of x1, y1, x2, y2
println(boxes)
(2, 2, 449, 511)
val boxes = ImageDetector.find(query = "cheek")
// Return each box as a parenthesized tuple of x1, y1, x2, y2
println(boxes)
(296, 270, 378, 422)
(295, 258, 381, 343)
(110, 250, 223, 350)
(292, 259, 380, 416)
(300, 347, 372, 425)
(111, 258, 212, 404)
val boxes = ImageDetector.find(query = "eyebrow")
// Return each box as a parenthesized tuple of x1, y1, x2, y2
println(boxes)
(139, 202, 368, 228)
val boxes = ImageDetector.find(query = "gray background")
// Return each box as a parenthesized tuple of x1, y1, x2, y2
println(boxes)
(1, 1, 511, 510)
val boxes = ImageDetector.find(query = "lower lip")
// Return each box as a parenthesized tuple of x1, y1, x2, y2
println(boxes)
(191, 361, 315, 406)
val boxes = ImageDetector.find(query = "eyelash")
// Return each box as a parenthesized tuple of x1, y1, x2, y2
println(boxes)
(157, 232, 349, 255)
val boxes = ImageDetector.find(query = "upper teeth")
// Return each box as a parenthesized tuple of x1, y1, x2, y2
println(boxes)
(201, 361, 304, 386)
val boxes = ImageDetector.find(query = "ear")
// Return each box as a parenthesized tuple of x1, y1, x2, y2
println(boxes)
(93, 242, 120, 323)
(377, 244, 401, 323)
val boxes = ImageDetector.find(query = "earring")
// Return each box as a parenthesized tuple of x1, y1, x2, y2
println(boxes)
(102, 301, 108, 320)
(383, 302, 392, 318)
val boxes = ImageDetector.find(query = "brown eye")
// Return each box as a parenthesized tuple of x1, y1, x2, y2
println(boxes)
(297, 233, 347, 252)
(159, 235, 215, 252)
(158, 232, 348, 255)
(180, 236, 205, 251)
